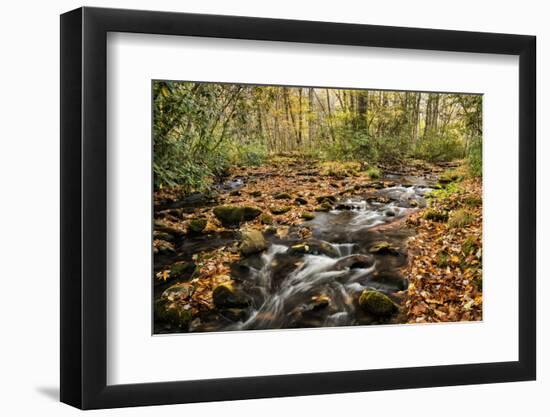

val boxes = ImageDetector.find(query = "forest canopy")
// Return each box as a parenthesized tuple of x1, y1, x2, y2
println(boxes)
(153, 81, 482, 192)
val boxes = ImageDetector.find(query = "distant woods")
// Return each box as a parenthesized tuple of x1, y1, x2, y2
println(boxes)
(153, 81, 482, 191)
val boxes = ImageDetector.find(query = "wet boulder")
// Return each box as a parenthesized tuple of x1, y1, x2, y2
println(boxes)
(239, 229, 267, 256)
(287, 239, 340, 258)
(384, 209, 396, 217)
(294, 197, 308, 205)
(212, 281, 251, 309)
(333, 254, 375, 270)
(358, 290, 397, 316)
(368, 241, 400, 256)
(213, 205, 262, 227)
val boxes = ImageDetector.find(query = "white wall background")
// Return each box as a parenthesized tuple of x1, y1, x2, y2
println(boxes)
(0, 0, 545, 415)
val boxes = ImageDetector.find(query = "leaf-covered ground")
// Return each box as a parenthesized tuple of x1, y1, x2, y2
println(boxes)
(404, 176, 483, 323)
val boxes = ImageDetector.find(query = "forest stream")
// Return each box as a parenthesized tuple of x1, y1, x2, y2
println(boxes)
(153, 165, 444, 333)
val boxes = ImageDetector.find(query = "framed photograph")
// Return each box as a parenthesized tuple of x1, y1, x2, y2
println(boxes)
(60, 6, 536, 409)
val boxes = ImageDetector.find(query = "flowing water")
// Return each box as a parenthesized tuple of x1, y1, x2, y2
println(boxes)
(185, 180, 433, 332)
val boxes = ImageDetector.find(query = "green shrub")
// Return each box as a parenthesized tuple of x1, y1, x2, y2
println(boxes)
(412, 132, 465, 162)
(366, 166, 381, 179)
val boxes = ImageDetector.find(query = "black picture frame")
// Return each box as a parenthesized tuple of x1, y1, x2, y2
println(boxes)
(60, 6, 536, 410)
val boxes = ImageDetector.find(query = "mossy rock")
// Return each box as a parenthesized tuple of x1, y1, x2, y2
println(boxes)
(164, 261, 196, 283)
(287, 239, 339, 258)
(249, 190, 262, 197)
(154, 298, 193, 328)
(368, 241, 399, 256)
(188, 218, 207, 234)
(153, 230, 176, 242)
(270, 205, 291, 215)
(213, 205, 262, 227)
(358, 290, 397, 316)
(260, 213, 273, 225)
(314, 202, 333, 212)
(155, 282, 195, 327)
(300, 212, 315, 220)
(274, 192, 292, 200)
(316, 195, 337, 204)
(423, 209, 448, 222)
(212, 281, 250, 308)
(239, 229, 267, 256)
(294, 197, 308, 205)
